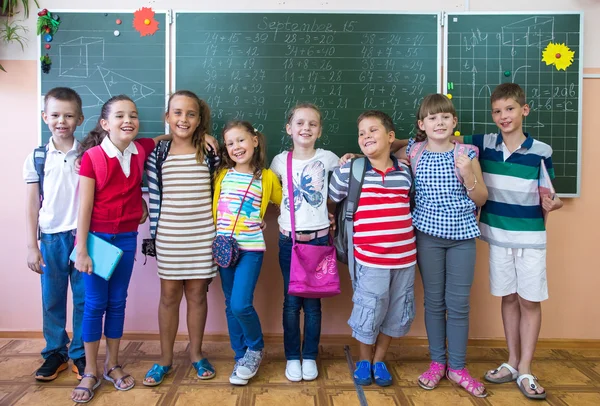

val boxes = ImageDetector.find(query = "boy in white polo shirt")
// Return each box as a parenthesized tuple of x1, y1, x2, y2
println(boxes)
(463, 83, 563, 400)
(23, 87, 86, 382)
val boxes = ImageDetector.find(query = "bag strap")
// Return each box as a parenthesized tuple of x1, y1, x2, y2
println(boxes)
(33, 145, 48, 203)
(286, 152, 298, 246)
(155, 140, 171, 192)
(346, 157, 366, 282)
(229, 175, 254, 238)
(408, 140, 428, 177)
(87, 146, 108, 191)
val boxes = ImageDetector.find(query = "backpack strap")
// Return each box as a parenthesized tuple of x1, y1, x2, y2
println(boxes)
(87, 146, 109, 191)
(204, 142, 219, 197)
(155, 140, 171, 192)
(453, 143, 480, 182)
(33, 145, 48, 203)
(346, 157, 367, 282)
(408, 141, 428, 177)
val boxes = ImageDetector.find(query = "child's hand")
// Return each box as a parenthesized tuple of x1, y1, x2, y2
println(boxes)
(205, 134, 219, 152)
(26, 247, 45, 274)
(542, 194, 564, 212)
(260, 220, 267, 231)
(76, 253, 93, 275)
(455, 154, 474, 180)
(328, 212, 336, 231)
(74, 158, 81, 174)
(140, 199, 149, 224)
(339, 153, 358, 166)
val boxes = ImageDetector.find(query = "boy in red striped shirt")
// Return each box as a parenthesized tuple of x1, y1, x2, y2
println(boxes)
(329, 110, 416, 387)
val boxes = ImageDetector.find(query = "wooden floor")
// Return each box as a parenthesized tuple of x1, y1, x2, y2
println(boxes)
(0, 337, 599, 405)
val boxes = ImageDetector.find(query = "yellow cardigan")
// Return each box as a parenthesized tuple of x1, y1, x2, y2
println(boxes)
(212, 168, 282, 224)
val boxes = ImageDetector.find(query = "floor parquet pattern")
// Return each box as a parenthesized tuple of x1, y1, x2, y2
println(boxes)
(0, 338, 599, 405)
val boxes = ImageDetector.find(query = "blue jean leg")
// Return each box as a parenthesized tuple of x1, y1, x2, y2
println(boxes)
(278, 233, 328, 360)
(82, 232, 137, 342)
(219, 250, 264, 361)
(40, 230, 84, 360)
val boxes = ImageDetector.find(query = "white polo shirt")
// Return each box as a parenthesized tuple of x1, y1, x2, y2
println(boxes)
(23, 139, 80, 234)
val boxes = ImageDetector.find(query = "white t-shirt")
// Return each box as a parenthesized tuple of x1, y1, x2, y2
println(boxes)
(271, 149, 339, 232)
(22, 139, 80, 234)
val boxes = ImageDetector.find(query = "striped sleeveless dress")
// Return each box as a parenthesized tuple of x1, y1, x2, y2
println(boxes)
(155, 154, 217, 280)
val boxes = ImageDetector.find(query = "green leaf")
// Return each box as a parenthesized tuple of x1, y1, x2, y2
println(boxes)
(0, 63, 6, 72)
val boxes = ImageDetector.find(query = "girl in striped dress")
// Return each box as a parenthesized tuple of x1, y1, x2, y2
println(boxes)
(213, 121, 282, 385)
(143, 90, 218, 386)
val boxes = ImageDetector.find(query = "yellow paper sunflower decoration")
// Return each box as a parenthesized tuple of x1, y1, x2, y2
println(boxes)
(542, 42, 574, 71)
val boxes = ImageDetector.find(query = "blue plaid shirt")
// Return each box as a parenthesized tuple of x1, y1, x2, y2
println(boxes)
(408, 138, 480, 240)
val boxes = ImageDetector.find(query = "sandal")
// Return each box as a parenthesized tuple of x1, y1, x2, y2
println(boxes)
(447, 367, 488, 398)
(143, 363, 172, 387)
(103, 364, 135, 391)
(418, 361, 446, 390)
(372, 362, 393, 386)
(485, 362, 518, 384)
(353, 360, 372, 386)
(192, 358, 215, 380)
(72, 373, 101, 404)
(517, 373, 547, 400)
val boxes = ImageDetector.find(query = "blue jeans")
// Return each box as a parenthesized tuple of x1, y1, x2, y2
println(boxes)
(219, 250, 264, 361)
(40, 230, 84, 360)
(82, 232, 137, 342)
(278, 233, 329, 360)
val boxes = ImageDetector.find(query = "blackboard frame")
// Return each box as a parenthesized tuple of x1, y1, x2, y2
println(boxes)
(37, 9, 171, 147)
(444, 11, 583, 198)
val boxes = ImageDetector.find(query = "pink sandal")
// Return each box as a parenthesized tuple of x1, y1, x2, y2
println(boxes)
(418, 361, 446, 390)
(447, 367, 488, 398)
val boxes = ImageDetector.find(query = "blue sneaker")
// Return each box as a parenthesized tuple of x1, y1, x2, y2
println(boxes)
(353, 360, 372, 385)
(372, 362, 393, 386)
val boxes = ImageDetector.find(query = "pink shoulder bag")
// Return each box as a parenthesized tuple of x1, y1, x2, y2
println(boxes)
(286, 152, 340, 298)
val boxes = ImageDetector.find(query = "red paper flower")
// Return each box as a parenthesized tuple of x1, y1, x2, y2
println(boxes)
(133, 7, 159, 37)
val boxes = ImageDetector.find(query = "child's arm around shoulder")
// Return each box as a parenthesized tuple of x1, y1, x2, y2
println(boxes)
(266, 169, 283, 205)
(328, 161, 351, 203)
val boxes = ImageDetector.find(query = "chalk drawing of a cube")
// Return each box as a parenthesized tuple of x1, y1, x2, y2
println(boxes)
(501, 17, 554, 48)
(59, 37, 105, 78)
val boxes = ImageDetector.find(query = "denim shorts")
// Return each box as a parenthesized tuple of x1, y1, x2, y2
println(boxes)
(348, 263, 416, 345)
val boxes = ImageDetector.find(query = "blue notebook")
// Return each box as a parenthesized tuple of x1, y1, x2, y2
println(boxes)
(69, 233, 124, 281)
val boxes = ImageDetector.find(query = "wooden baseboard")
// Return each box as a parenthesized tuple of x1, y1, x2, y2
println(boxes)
(1, 331, 600, 349)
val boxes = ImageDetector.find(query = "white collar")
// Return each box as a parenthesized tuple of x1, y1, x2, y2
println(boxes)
(100, 136, 138, 158)
(48, 138, 79, 154)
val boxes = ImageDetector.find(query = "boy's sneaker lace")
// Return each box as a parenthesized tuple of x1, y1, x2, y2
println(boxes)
(235, 349, 263, 380)
(229, 362, 249, 386)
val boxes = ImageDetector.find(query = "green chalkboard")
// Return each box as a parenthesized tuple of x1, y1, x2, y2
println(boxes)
(445, 13, 582, 196)
(175, 12, 441, 159)
(39, 11, 168, 145)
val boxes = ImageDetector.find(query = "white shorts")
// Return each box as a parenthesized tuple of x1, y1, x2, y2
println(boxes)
(489, 245, 548, 302)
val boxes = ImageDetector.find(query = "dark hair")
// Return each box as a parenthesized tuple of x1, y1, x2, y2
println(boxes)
(167, 90, 211, 163)
(491, 82, 526, 106)
(286, 102, 322, 125)
(357, 110, 395, 133)
(78, 95, 135, 156)
(219, 121, 266, 180)
(415, 94, 457, 142)
(44, 87, 83, 116)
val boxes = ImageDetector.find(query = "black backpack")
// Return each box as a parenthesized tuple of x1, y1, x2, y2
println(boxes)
(333, 158, 366, 280)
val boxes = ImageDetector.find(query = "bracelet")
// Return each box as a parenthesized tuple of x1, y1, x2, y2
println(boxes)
(464, 176, 477, 192)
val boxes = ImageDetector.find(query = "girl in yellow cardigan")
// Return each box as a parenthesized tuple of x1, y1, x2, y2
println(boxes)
(212, 120, 282, 386)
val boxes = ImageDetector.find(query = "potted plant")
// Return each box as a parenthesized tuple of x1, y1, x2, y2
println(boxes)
(0, 0, 39, 71)
(0, 0, 39, 18)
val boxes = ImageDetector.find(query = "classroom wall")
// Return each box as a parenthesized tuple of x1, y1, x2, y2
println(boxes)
(1, 0, 598, 340)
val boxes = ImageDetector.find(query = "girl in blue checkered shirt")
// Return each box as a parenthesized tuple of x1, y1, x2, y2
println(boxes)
(395, 94, 488, 397)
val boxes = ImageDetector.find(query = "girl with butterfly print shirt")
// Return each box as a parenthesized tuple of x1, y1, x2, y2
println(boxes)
(270, 103, 340, 382)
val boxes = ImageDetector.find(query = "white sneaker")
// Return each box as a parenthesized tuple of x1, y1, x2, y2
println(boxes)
(229, 363, 248, 386)
(302, 359, 318, 381)
(285, 360, 302, 382)
(236, 349, 263, 380)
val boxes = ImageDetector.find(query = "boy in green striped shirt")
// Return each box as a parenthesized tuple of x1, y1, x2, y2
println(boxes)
(463, 83, 563, 400)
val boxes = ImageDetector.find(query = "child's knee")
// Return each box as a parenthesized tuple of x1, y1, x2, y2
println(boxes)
(517, 295, 541, 310)
(502, 293, 519, 304)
